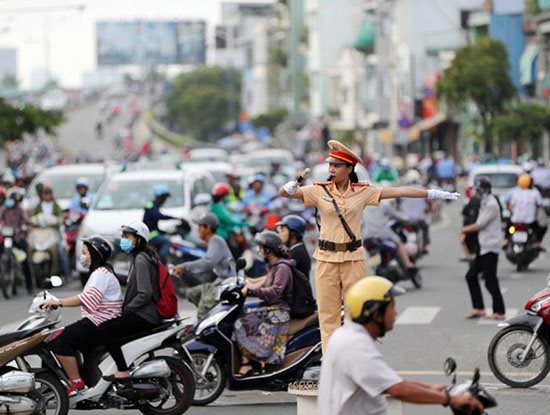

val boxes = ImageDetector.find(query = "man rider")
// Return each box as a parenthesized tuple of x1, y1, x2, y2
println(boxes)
(241, 173, 275, 210)
(508, 174, 543, 249)
(143, 184, 177, 259)
(226, 170, 245, 205)
(276, 214, 311, 277)
(372, 158, 399, 184)
(68, 177, 94, 214)
(173, 213, 235, 319)
(398, 169, 431, 253)
(319, 276, 483, 415)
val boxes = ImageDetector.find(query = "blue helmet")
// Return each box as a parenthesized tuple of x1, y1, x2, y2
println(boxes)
(153, 184, 171, 198)
(277, 214, 307, 237)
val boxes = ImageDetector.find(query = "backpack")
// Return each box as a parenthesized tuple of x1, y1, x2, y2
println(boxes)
(281, 263, 316, 319)
(155, 260, 178, 319)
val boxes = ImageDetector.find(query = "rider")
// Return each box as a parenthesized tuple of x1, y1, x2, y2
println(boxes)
(226, 170, 246, 205)
(209, 182, 249, 241)
(143, 184, 177, 259)
(241, 173, 275, 210)
(173, 212, 235, 319)
(399, 169, 431, 253)
(319, 276, 483, 415)
(372, 158, 399, 184)
(276, 214, 311, 277)
(31, 185, 71, 279)
(68, 177, 94, 214)
(508, 174, 543, 248)
(0, 192, 33, 294)
(43, 235, 122, 396)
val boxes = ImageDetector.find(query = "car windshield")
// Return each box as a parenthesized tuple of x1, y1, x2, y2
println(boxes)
(95, 179, 184, 210)
(474, 173, 518, 188)
(28, 173, 105, 200)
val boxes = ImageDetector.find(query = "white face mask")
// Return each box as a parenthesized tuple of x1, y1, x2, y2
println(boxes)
(79, 255, 90, 270)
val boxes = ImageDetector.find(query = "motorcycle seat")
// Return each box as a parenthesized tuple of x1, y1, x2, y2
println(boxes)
(288, 312, 318, 338)
(0, 327, 42, 348)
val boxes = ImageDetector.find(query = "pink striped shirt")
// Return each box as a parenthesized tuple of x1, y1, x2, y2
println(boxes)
(78, 267, 123, 326)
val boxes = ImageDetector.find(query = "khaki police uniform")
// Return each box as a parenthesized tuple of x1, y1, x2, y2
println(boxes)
(299, 140, 382, 352)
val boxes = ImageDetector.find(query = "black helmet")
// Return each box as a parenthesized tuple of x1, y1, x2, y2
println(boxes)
(255, 230, 284, 253)
(82, 235, 112, 263)
(276, 215, 307, 237)
(475, 176, 492, 193)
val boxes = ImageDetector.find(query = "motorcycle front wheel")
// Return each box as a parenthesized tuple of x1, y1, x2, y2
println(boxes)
(488, 326, 550, 388)
(139, 357, 195, 415)
(190, 352, 226, 406)
(34, 371, 70, 415)
(0, 253, 15, 299)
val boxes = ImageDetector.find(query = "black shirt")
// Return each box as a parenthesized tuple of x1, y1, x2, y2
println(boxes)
(290, 242, 311, 277)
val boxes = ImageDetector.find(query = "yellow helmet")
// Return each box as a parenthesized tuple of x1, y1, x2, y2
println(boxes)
(517, 174, 531, 189)
(345, 276, 405, 324)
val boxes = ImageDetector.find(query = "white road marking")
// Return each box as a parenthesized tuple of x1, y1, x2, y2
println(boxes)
(396, 306, 440, 325)
(478, 308, 518, 325)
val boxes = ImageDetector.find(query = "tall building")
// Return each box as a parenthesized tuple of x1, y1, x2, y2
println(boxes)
(0, 48, 17, 84)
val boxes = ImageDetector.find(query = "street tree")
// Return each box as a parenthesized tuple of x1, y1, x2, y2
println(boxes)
(165, 67, 241, 141)
(0, 99, 65, 144)
(437, 38, 516, 153)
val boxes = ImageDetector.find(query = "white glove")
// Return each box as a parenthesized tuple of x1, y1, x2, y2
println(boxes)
(283, 180, 299, 195)
(427, 189, 460, 200)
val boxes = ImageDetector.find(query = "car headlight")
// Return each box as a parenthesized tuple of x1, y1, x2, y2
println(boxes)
(194, 311, 228, 336)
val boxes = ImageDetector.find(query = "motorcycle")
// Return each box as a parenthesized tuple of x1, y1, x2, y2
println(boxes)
(179, 259, 321, 406)
(443, 358, 497, 414)
(0, 225, 23, 299)
(63, 199, 89, 280)
(364, 238, 422, 289)
(504, 223, 539, 271)
(16, 277, 196, 415)
(391, 220, 425, 262)
(487, 274, 550, 388)
(27, 215, 62, 290)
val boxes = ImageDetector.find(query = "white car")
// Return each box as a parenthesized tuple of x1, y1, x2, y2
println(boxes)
(188, 148, 229, 163)
(466, 165, 523, 200)
(179, 161, 232, 183)
(40, 89, 68, 111)
(76, 168, 214, 277)
(24, 163, 116, 211)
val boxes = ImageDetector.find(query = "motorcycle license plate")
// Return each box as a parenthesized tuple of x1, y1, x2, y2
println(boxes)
(367, 253, 382, 267)
(512, 231, 528, 243)
(4, 238, 12, 248)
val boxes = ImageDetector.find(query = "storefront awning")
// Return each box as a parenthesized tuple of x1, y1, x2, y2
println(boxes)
(353, 20, 375, 54)
(520, 43, 538, 86)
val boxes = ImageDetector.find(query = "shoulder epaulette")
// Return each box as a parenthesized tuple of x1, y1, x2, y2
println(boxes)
(351, 182, 371, 187)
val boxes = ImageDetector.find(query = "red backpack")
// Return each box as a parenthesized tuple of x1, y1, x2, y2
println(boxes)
(155, 260, 178, 319)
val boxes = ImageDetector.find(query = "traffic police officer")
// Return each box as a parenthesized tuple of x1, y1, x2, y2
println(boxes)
(143, 184, 177, 258)
(279, 140, 460, 352)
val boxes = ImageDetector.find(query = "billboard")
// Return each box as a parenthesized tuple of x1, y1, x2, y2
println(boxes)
(96, 20, 206, 66)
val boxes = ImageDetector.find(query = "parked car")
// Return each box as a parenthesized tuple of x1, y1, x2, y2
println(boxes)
(23, 163, 115, 211)
(75, 167, 214, 279)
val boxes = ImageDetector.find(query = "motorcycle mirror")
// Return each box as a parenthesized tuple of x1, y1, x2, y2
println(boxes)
(443, 358, 457, 376)
(472, 367, 480, 386)
(236, 258, 247, 271)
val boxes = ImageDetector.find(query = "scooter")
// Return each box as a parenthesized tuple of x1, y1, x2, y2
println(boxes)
(488, 274, 550, 388)
(27, 215, 61, 290)
(504, 223, 540, 271)
(364, 237, 423, 289)
(0, 225, 23, 299)
(179, 259, 321, 406)
(443, 358, 497, 414)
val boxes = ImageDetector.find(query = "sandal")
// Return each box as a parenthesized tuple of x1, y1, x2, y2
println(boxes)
(465, 309, 486, 319)
(234, 364, 254, 379)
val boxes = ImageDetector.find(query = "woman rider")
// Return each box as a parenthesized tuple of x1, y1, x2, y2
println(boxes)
(279, 140, 459, 353)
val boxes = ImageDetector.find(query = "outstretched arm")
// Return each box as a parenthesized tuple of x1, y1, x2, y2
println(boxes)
(381, 187, 459, 201)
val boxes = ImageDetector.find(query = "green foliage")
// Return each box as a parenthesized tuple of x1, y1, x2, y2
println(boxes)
(437, 38, 516, 150)
(526, 0, 540, 15)
(0, 75, 18, 89)
(165, 66, 241, 141)
(0, 99, 65, 144)
(493, 102, 550, 144)
(251, 107, 288, 132)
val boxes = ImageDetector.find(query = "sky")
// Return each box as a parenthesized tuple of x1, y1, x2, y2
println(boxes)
(0, 0, 274, 89)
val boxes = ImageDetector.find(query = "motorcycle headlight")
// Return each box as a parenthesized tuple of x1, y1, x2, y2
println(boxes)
(194, 311, 228, 336)
(530, 296, 550, 313)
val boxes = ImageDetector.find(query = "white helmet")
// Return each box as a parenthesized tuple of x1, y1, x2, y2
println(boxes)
(404, 169, 421, 184)
(121, 220, 150, 241)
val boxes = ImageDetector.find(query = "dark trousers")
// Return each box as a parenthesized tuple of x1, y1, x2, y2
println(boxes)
(14, 240, 32, 293)
(97, 313, 157, 371)
(465, 252, 505, 314)
(49, 318, 99, 357)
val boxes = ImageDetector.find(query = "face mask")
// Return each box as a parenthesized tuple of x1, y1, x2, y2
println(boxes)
(79, 255, 90, 269)
(119, 238, 133, 253)
(4, 199, 15, 208)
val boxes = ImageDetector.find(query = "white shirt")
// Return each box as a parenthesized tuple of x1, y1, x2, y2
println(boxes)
(78, 267, 123, 326)
(41, 201, 54, 216)
(509, 189, 542, 224)
(319, 321, 403, 415)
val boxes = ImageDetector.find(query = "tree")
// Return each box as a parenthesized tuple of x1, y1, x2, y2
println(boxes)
(252, 107, 288, 132)
(437, 38, 516, 153)
(165, 67, 241, 141)
(0, 99, 65, 143)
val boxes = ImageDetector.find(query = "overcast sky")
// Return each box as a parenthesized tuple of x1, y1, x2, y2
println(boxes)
(0, 0, 274, 88)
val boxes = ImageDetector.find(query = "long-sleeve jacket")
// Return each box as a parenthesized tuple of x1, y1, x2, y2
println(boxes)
(180, 234, 235, 281)
(123, 252, 162, 325)
(209, 202, 247, 239)
(248, 258, 294, 310)
(0, 206, 29, 243)
(475, 194, 502, 255)
(143, 200, 175, 238)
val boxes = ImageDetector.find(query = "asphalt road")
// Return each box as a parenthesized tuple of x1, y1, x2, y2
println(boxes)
(0, 202, 549, 414)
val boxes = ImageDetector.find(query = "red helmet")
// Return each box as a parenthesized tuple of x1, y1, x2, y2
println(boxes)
(212, 182, 231, 197)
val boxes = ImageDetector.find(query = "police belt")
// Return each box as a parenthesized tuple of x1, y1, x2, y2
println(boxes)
(318, 239, 362, 252)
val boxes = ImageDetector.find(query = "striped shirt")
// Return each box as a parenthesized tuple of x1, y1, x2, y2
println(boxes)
(78, 267, 123, 326)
